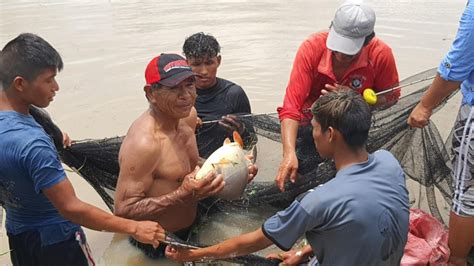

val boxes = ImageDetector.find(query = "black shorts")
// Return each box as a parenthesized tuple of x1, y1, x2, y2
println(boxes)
(129, 226, 192, 259)
(8, 229, 92, 266)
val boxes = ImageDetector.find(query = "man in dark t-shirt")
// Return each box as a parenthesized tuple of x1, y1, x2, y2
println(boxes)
(183, 32, 256, 158)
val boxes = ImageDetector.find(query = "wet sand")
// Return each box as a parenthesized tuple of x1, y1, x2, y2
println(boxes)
(0, 0, 468, 265)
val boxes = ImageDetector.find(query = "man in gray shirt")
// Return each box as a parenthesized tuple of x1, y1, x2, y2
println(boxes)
(165, 89, 409, 265)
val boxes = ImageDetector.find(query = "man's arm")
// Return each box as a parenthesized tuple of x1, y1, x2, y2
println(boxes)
(275, 39, 319, 191)
(43, 178, 163, 247)
(278, 39, 318, 122)
(167, 194, 319, 262)
(115, 168, 223, 221)
(114, 136, 224, 221)
(409, 3, 473, 127)
(24, 137, 163, 246)
(408, 73, 461, 128)
(275, 118, 300, 191)
(165, 228, 273, 262)
(267, 245, 314, 265)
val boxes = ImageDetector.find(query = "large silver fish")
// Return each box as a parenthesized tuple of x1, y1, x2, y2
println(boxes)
(196, 131, 250, 200)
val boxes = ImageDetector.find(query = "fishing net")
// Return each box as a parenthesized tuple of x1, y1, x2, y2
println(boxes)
(29, 67, 462, 264)
(196, 114, 259, 159)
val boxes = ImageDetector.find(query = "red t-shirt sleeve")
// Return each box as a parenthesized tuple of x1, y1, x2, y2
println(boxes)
(278, 39, 320, 121)
(373, 44, 400, 102)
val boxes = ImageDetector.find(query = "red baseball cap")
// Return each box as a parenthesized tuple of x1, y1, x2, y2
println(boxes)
(145, 53, 196, 87)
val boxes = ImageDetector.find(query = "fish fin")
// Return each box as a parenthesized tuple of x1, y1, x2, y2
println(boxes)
(233, 131, 244, 148)
(224, 138, 231, 145)
(219, 158, 235, 165)
(212, 159, 236, 167)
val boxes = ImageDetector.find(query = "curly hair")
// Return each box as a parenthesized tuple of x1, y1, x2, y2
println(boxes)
(311, 89, 371, 149)
(182, 32, 220, 59)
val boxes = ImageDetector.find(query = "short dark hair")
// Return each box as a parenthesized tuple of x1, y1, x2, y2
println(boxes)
(311, 89, 371, 149)
(0, 33, 63, 90)
(363, 32, 376, 46)
(182, 32, 220, 59)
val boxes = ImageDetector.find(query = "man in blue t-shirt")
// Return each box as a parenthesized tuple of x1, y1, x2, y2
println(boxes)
(0, 33, 164, 266)
(165, 89, 409, 265)
(408, 1, 474, 264)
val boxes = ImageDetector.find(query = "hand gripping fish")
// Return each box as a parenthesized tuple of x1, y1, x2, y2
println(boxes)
(195, 131, 251, 200)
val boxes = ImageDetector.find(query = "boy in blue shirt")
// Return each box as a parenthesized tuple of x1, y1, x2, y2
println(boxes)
(166, 89, 409, 265)
(0, 33, 164, 266)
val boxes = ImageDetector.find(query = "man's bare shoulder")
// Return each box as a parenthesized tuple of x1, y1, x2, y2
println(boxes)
(120, 112, 160, 159)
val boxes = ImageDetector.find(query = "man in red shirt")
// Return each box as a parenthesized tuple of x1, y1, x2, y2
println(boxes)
(276, 2, 400, 191)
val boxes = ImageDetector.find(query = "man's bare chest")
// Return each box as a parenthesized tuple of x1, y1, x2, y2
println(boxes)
(153, 138, 198, 181)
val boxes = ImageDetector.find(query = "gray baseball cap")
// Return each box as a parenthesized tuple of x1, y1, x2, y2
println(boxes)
(326, 1, 376, 55)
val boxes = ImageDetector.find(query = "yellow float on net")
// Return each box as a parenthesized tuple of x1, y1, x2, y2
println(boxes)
(363, 88, 377, 105)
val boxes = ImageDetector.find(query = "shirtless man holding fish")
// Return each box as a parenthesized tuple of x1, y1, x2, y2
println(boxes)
(114, 53, 256, 259)
(114, 53, 223, 258)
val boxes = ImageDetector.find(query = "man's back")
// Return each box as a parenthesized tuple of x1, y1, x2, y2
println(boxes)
(302, 150, 409, 265)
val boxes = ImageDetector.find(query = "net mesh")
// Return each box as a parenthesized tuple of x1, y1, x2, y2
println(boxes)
(27, 68, 465, 264)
